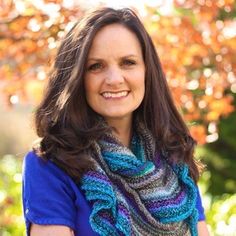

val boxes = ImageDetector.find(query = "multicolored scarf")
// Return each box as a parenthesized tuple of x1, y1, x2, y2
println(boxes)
(81, 123, 198, 236)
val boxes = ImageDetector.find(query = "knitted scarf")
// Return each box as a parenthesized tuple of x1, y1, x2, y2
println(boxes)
(81, 123, 198, 236)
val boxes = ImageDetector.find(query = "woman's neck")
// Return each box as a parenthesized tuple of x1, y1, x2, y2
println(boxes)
(106, 117, 133, 147)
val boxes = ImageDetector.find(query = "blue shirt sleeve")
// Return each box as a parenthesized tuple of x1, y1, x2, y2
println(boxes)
(22, 151, 77, 235)
(196, 186, 205, 221)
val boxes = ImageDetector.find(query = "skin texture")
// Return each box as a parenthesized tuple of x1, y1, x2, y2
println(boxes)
(84, 24, 145, 146)
(198, 221, 210, 236)
(30, 224, 74, 236)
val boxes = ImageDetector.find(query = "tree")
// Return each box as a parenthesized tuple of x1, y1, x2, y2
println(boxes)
(0, 0, 84, 105)
(143, 0, 235, 144)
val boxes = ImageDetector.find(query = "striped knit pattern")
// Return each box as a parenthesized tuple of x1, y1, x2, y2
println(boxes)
(81, 124, 198, 236)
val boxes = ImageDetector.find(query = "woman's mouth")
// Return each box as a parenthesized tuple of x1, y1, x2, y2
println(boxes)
(101, 91, 129, 99)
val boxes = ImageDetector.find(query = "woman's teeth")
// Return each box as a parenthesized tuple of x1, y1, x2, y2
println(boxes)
(102, 91, 128, 98)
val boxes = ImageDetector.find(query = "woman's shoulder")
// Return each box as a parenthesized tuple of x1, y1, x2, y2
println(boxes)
(24, 150, 54, 166)
(23, 150, 73, 186)
(22, 150, 87, 206)
(22, 151, 79, 234)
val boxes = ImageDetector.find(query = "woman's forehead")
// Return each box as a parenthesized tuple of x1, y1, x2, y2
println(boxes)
(87, 24, 142, 59)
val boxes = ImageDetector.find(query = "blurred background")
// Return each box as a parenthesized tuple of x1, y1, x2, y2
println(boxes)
(0, 0, 235, 235)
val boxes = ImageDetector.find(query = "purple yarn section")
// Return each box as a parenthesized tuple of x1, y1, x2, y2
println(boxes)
(153, 152, 162, 167)
(114, 180, 150, 223)
(86, 171, 112, 184)
(117, 203, 130, 218)
(98, 211, 115, 225)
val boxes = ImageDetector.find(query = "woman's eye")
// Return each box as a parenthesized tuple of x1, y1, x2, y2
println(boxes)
(87, 63, 103, 71)
(122, 59, 136, 66)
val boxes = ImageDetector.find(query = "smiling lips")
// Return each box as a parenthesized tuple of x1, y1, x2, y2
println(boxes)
(101, 91, 129, 99)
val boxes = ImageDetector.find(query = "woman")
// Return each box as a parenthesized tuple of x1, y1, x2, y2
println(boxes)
(22, 7, 209, 236)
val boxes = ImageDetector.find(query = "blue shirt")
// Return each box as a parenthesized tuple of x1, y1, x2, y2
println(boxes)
(22, 151, 205, 236)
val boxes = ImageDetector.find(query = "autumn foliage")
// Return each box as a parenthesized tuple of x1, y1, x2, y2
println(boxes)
(0, 0, 84, 105)
(0, 0, 235, 144)
(144, 0, 235, 143)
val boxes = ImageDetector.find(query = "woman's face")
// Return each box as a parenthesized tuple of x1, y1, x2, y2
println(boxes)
(84, 23, 145, 125)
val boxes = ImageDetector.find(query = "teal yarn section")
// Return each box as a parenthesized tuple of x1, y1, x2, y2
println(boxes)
(81, 173, 120, 235)
(81, 128, 199, 236)
(172, 164, 199, 236)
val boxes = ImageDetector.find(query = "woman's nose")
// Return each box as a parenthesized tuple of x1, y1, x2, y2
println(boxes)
(105, 67, 124, 85)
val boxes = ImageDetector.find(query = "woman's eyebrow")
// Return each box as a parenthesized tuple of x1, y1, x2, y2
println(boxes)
(88, 54, 138, 61)
(87, 57, 103, 61)
(121, 54, 139, 58)
(86, 58, 105, 66)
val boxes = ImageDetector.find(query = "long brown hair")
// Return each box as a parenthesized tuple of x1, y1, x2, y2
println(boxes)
(35, 7, 200, 182)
